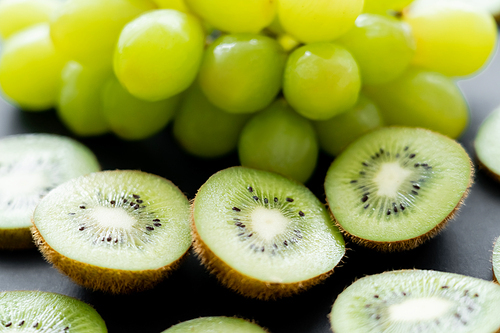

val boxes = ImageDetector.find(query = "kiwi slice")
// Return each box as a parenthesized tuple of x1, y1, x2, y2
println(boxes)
(0, 133, 100, 249)
(0, 290, 107, 332)
(330, 269, 500, 332)
(475, 106, 500, 181)
(32, 170, 191, 294)
(325, 127, 472, 252)
(492, 235, 500, 283)
(192, 166, 345, 300)
(161, 316, 268, 332)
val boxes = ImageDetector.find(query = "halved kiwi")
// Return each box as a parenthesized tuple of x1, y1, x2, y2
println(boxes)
(0, 290, 107, 332)
(475, 106, 500, 181)
(192, 166, 345, 300)
(161, 316, 268, 333)
(0, 134, 100, 249)
(32, 170, 191, 294)
(330, 269, 500, 332)
(325, 127, 473, 252)
(492, 235, 500, 283)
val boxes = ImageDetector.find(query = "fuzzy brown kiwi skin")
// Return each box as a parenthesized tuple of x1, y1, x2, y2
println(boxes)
(31, 221, 188, 294)
(190, 198, 339, 301)
(325, 136, 474, 253)
(0, 228, 35, 250)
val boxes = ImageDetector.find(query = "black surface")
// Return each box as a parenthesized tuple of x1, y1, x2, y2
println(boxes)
(1, 45, 500, 333)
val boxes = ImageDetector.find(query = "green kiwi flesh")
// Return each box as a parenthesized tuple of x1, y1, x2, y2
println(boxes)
(162, 316, 268, 333)
(0, 290, 107, 332)
(325, 127, 472, 251)
(32, 170, 191, 294)
(330, 269, 500, 333)
(492, 235, 500, 283)
(475, 106, 500, 181)
(192, 166, 345, 300)
(0, 134, 100, 249)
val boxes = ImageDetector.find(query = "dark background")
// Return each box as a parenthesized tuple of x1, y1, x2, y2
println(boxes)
(1, 42, 500, 332)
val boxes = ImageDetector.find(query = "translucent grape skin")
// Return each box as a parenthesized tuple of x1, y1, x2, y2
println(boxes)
(238, 99, 319, 183)
(173, 83, 251, 158)
(102, 76, 180, 141)
(184, 0, 276, 33)
(198, 33, 286, 114)
(364, 67, 469, 139)
(314, 94, 385, 157)
(0, 0, 60, 39)
(153, 0, 189, 12)
(283, 43, 361, 121)
(363, 0, 413, 15)
(403, 0, 497, 77)
(50, 0, 156, 66)
(337, 14, 415, 86)
(0, 24, 66, 111)
(278, 0, 364, 43)
(114, 9, 205, 102)
(57, 61, 110, 136)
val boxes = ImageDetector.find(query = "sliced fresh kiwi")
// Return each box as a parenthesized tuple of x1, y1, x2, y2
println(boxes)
(475, 106, 500, 181)
(492, 235, 500, 283)
(330, 269, 500, 333)
(0, 133, 100, 249)
(325, 127, 472, 252)
(192, 166, 345, 300)
(161, 316, 268, 333)
(32, 170, 191, 294)
(0, 290, 107, 332)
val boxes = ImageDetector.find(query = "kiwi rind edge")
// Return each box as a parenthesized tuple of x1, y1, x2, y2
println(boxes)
(325, 127, 474, 252)
(0, 227, 34, 250)
(31, 221, 189, 294)
(191, 217, 336, 300)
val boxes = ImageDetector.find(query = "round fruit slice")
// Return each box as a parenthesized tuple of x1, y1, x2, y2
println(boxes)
(192, 166, 345, 300)
(475, 106, 500, 181)
(330, 269, 500, 333)
(0, 290, 107, 332)
(161, 317, 267, 333)
(325, 127, 472, 252)
(492, 235, 500, 282)
(0, 134, 100, 249)
(32, 170, 191, 294)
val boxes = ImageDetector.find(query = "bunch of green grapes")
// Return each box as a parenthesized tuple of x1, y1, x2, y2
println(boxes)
(0, 0, 497, 182)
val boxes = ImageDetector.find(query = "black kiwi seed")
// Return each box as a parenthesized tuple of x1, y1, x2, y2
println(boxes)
(79, 226, 84, 231)
(264, 198, 268, 204)
(350, 180, 357, 183)
(248, 186, 253, 192)
(18, 321, 24, 326)
(253, 196, 259, 201)
(33, 323, 38, 328)
(153, 218, 160, 222)
(154, 222, 162, 227)
(79, 206, 85, 209)
(133, 194, 140, 199)
(299, 211, 305, 216)
(110, 200, 116, 205)
(146, 226, 154, 231)
(286, 198, 294, 202)
(5, 322, 11, 327)
(232, 207, 241, 212)
(136, 200, 143, 203)
(274, 197, 278, 202)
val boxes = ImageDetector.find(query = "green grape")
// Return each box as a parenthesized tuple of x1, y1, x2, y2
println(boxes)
(173, 83, 251, 158)
(403, 0, 497, 76)
(238, 99, 319, 183)
(363, 0, 413, 14)
(102, 76, 180, 140)
(198, 34, 286, 114)
(337, 14, 415, 85)
(184, 0, 276, 33)
(153, 0, 189, 12)
(314, 94, 385, 157)
(277, 0, 364, 43)
(114, 9, 205, 102)
(57, 61, 110, 136)
(50, 0, 155, 66)
(283, 42, 361, 121)
(0, 0, 60, 39)
(0, 24, 66, 111)
(364, 67, 469, 139)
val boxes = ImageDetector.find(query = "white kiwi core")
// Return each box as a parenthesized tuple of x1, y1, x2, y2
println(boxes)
(374, 162, 412, 197)
(0, 170, 48, 196)
(90, 206, 136, 230)
(250, 207, 289, 242)
(388, 297, 454, 322)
